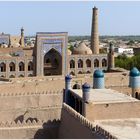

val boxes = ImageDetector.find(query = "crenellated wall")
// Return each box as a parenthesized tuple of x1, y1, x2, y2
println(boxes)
(0, 119, 60, 139)
(58, 103, 116, 139)
(0, 90, 63, 122)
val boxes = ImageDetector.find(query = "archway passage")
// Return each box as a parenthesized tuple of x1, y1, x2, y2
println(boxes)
(44, 48, 62, 76)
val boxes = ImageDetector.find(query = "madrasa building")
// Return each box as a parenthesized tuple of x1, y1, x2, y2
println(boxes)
(0, 7, 114, 79)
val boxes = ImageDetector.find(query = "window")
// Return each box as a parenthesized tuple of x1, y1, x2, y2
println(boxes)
(94, 59, 99, 67)
(0, 62, 6, 72)
(102, 59, 107, 67)
(28, 61, 33, 71)
(19, 62, 25, 71)
(70, 60, 75, 68)
(78, 59, 83, 68)
(9, 62, 15, 71)
(86, 59, 91, 67)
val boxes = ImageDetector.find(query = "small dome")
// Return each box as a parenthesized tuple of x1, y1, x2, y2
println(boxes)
(82, 82, 90, 89)
(72, 42, 92, 55)
(65, 75, 72, 81)
(67, 49, 72, 55)
(130, 67, 140, 77)
(94, 70, 104, 78)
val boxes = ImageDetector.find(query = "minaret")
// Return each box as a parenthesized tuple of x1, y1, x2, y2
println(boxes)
(20, 27, 25, 47)
(108, 42, 115, 71)
(91, 6, 99, 54)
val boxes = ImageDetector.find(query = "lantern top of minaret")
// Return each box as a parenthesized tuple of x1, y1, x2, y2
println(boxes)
(21, 27, 24, 32)
(93, 6, 98, 10)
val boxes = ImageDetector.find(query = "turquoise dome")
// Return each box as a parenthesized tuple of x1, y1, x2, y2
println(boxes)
(94, 70, 104, 78)
(130, 67, 140, 77)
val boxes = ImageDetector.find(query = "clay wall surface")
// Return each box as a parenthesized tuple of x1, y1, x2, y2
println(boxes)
(0, 91, 63, 122)
(86, 101, 140, 120)
(0, 120, 60, 139)
(58, 103, 116, 139)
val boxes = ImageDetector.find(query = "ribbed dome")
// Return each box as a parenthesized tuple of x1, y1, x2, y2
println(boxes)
(72, 42, 92, 55)
(130, 67, 140, 77)
(94, 70, 104, 78)
(67, 49, 72, 55)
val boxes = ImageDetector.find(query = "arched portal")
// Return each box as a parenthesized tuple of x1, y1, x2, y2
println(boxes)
(44, 48, 62, 76)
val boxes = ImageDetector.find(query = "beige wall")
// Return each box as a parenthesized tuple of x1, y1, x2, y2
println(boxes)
(58, 104, 115, 139)
(0, 90, 62, 122)
(86, 101, 140, 120)
(0, 120, 60, 139)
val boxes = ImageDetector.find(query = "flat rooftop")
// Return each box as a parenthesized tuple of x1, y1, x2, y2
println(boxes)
(95, 118, 140, 139)
(70, 88, 138, 104)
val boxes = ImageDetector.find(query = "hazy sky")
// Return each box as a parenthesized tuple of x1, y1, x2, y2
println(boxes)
(0, 1, 140, 36)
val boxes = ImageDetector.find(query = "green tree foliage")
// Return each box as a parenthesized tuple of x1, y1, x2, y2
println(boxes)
(115, 54, 140, 70)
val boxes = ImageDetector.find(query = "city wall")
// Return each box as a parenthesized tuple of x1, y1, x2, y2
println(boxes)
(0, 90, 62, 122)
(86, 101, 140, 120)
(0, 119, 60, 139)
(58, 103, 116, 139)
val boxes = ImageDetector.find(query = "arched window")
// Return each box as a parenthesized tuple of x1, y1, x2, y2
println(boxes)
(9, 62, 15, 71)
(28, 61, 33, 71)
(19, 62, 25, 71)
(94, 59, 99, 68)
(70, 60, 75, 68)
(86, 59, 91, 67)
(102, 59, 107, 67)
(0, 62, 6, 72)
(78, 59, 83, 68)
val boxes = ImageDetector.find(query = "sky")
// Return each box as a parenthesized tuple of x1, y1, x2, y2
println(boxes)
(0, 1, 140, 36)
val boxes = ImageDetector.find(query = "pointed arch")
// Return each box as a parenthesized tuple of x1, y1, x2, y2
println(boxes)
(28, 61, 33, 71)
(70, 60, 75, 68)
(19, 62, 25, 71)
(0, 62, 6, 72)
(9, 62, 15, 71)
(78, 59, 83, 68)
(86, 59, 91, 67)
(94, 59, 99, 68)
(102, 58, 107, 67)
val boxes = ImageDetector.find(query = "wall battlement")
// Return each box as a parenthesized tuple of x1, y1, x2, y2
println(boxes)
(0, 90, 63, 97)
(0, 119, 60, 128)
(62, 103, 117, 139)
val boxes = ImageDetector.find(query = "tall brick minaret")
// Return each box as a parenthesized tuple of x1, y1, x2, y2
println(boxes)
(91, 7, 99, 54)
(20, 27, 25, 47)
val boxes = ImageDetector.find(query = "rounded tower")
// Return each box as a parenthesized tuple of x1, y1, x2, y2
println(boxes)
(93, 69, 104, 89)
(129, 67, 140, 99)
(91, 6, 99, 54)
(82, 82, 91, 103)
(108, 42, 115, 71)
(65, 75, 72, 104)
